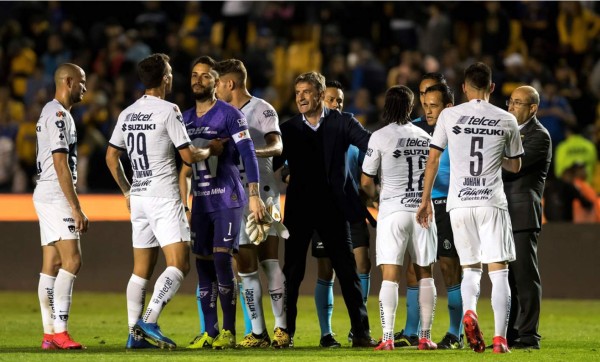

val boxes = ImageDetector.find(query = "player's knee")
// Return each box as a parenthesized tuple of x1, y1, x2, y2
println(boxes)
(356, 258, 371, 274)
(61, 256, 81, 275)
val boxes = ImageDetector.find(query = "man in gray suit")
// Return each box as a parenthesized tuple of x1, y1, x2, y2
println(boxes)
(503, 85, 552, 350)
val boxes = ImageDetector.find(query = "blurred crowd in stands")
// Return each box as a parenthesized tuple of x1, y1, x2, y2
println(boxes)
(1, 1, 600, 222)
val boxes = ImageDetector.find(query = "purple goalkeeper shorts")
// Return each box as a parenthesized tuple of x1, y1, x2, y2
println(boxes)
(191, 207, 243, 256)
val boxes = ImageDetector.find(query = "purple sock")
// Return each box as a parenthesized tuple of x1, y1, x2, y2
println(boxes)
(196, 258, 219, 337)
(214, 252, 236, 335)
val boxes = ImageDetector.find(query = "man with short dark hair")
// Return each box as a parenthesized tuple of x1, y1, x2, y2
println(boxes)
(106, 53, 220, 350)
(417, 62, 523, 354)
(274, 71, 376, 348)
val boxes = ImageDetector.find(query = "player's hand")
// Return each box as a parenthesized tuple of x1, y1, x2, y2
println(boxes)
(73, 209, 89, 234)
(184, 207, 192, 224)
(248, 195, 265, 222)
(245, 212, 270, 245)
(209, 138, 229, 157)
(416, 201, 433, 229)
(124, 191, 131, 212)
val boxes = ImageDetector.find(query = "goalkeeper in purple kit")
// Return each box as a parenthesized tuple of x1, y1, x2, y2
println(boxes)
(179, 56, 264, 350)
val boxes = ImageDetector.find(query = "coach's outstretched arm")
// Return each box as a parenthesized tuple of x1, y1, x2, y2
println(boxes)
(106, 145, 132, 211)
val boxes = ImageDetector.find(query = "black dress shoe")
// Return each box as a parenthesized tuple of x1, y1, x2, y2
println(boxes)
(319, 334, 341, 348)
(352, 336, 378, 347)
(511, 341, 540, 350)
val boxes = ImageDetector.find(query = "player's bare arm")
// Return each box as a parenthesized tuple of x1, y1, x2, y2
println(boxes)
(180, 138, 228, 164)
(178, 163, 192, 222)
(416, 147, 442, 228)
(106, 145, 132, 211)
(53, 152, 89, 233)
(255, 133, 283, 158)
(247, 182, 265, 221)
(360, 173, 379, 209)
(502, 157, 522, 174)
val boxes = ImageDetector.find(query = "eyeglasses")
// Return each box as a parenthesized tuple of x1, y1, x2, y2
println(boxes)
(506, 99, 533, 107)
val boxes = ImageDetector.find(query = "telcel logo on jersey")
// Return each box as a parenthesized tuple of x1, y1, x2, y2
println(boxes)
(457, 115, 501, 126)
(126, 112, 153, 122)
(396, 138, 430, 148)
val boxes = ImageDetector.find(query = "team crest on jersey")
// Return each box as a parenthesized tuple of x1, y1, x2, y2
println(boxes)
(231, 193, 238, 201)
(55, 120, 65, 129)
(56, 111, 66, 118)
(237, 118, 248, 127)
(263, 110, 276, 118)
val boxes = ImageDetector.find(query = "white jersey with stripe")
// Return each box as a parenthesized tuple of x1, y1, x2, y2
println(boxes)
(33, 99, 78, 203)
(362, 122, 432, 220)
(238, 96, 281, 201)
(430, 99, 523, 211)
(109, 95, 191, 199)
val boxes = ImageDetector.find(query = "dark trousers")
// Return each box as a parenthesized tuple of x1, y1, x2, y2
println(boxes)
(283, 201, 370, 338)
(507, 230, 542, 345)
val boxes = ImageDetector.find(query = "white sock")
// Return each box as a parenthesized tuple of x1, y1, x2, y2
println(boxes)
(379, 280, 398, 342)
(239, 271, 266, 334)
(260, 259, 287, 329)
(489, 269, 511, 338)
(418, 277, 436, 340)
(53, 269, 76, 333)
(127, 274, 148, 337)
(143, 266, 184, 324)
(461, 268, 482, 315)
(38, 273, 56, 335)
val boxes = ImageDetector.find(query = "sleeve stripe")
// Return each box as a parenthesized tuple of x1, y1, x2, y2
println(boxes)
(176, 142, 191, 150)
(108, 142, 126, 152)
(506, 152, 524, 159)
(362, 171, 377, 178)
(51, 148, 69, 154)
(264, 131, 281, 137)
(430, 144, 445, 152)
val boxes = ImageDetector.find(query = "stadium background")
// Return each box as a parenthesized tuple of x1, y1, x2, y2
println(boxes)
(0, 1, 599, 298)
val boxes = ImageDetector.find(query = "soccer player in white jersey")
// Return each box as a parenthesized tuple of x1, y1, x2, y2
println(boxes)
(213, 59, 290, 348)
(361, 85, 438, 351)
(416, 62, 523, 354)
(34, 63, 88, 350)
(106, 53, 224, 349)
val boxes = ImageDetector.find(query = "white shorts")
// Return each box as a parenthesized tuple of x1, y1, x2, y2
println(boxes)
(34, 200, 80, 246)
(130, 196, 190, 248)
(376, 210, 437, 267)
(449, 207, 516, 265)
(238, 195, 279, 246)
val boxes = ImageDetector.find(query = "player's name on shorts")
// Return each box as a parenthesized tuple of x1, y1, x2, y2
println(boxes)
(193, 187, 226, 197)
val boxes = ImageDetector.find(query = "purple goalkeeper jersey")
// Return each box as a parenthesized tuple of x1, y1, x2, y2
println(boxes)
(183, 100, 259, 213)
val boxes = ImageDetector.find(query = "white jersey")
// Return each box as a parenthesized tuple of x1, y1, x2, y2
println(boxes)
(33, 99, 78, 203)
(431, 99, 523, 211)
(362, 122, 432, 220)
(109, 95, 191, 199)
(239, 96, 281, 201)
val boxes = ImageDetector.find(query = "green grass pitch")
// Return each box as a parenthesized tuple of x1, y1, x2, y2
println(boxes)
(0, 291, 598, 361)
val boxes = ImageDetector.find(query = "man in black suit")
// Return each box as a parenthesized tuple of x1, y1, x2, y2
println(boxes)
(273, 71, 376, 347)
(503, 85, 552, 350)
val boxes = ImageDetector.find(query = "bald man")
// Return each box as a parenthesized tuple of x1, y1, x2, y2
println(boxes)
(503, 86, 551, 349)
(34, 63, 88, 350)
